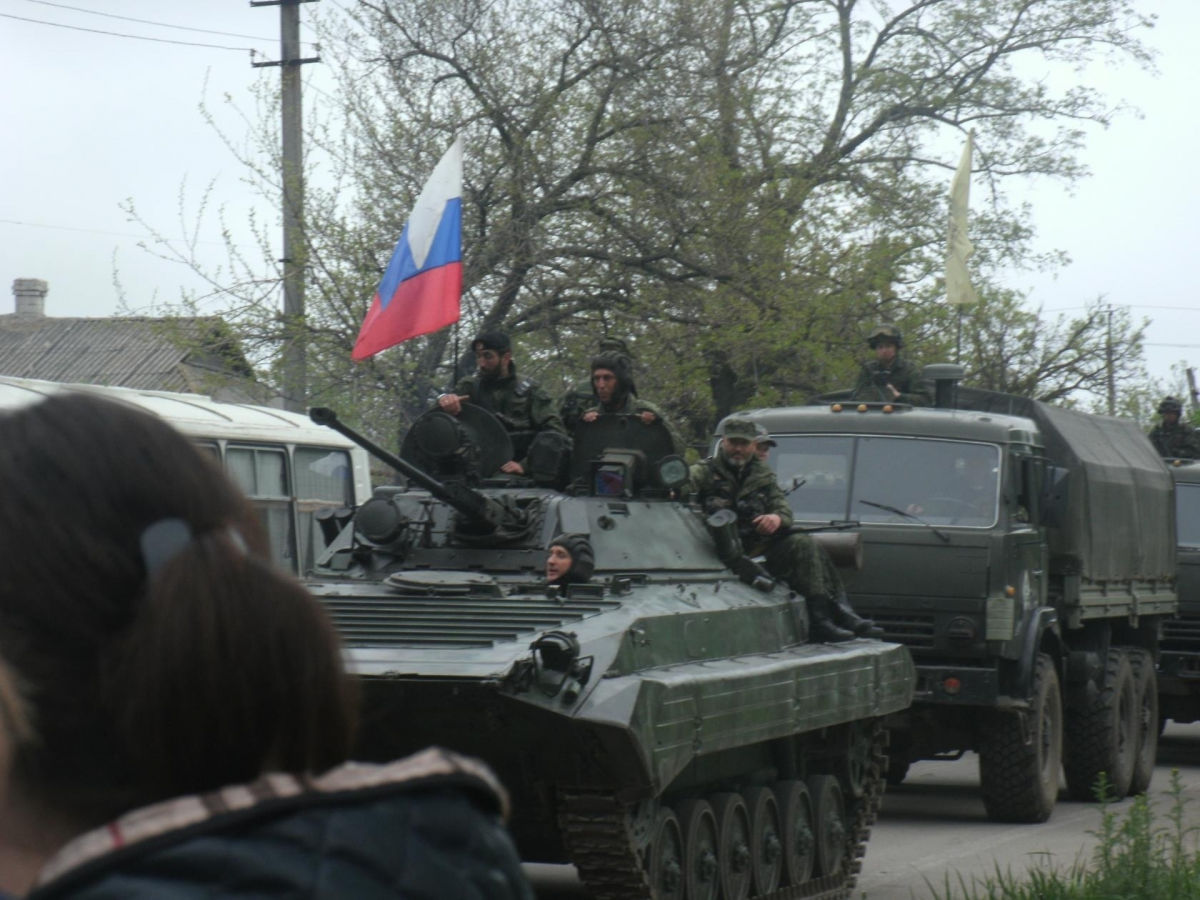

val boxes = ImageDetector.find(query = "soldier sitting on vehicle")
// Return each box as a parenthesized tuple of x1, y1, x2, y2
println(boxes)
(1149, 396, 1200, 459)
(438, 330, 567, 475)
(850, 323, 931, 406)
(579, 351, 686, 456)
(560, 337, 633, 432)
(688, 417, 879, 642)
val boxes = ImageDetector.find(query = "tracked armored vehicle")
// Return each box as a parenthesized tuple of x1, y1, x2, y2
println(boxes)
(307, 406, 914, 900)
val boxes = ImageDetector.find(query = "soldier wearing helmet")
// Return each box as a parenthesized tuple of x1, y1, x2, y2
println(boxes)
(850, 323, 930, 406)
(559, 337, 634, 433)
(1149, 396, 1200, 459)
(578, 350, 685, 455)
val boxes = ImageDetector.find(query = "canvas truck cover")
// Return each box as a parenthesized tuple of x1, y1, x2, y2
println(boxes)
(956, 388, 1175, 582)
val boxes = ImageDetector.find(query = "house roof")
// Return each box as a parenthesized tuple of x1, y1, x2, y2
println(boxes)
(0, 315, 264, 401)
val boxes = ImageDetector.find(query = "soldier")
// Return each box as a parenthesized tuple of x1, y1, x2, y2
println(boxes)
(580, 351, 686, 456)
(545, 533, 595, 586)
(754, 428, 776, 464)
(850, 323, 931, 406)
(1149, 396, 1200, 459)
(688, 417, 878, 642)
(560, 337, 633, 432)
(438, 330, 566, 474)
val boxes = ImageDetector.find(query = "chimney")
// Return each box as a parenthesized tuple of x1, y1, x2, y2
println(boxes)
(12, 279, 47, 318)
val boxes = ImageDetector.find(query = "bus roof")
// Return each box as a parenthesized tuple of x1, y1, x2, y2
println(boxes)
(0, 376, 356, 449)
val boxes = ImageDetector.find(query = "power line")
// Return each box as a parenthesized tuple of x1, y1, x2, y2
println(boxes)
(20, 0, 318, 46)
(0, 11, 257, 51)
(0, 217, 226, 247)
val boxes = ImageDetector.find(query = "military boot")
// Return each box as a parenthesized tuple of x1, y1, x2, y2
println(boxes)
(808, 595, 855, 643)
(829, 590, 882, 637)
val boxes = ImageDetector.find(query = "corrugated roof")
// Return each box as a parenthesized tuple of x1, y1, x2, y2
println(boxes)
(0, 315, 265, 400)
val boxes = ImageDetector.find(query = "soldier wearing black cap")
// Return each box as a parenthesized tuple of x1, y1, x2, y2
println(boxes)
(687, 417, 878, 642)
(579, 351, 685, 456)
(1149, 396, 1200, 459)
(850, 323, 930, 405)
(437, 330, 565, 474)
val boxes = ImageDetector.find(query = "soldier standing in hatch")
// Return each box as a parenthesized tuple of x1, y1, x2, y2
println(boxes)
(1149, 396, 1200, 459)
(560, 337, 633, 432)
(580, 351, 686, 456)
(437, 330, 566, 474)
(687, 418, 879, 643)
(850, 323, 931, 406)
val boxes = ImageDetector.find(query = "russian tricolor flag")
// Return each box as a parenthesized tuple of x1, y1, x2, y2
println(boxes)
(352, 138, 463, 360)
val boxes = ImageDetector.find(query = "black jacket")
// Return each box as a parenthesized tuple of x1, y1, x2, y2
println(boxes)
(30, 749, 533, 900)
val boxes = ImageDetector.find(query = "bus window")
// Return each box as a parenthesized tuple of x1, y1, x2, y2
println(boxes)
(226, 445, 295, 571)
(294, 447, 354, 571)
(194, 441, 220, 464)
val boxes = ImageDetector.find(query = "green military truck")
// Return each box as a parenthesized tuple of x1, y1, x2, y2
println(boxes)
(733, 366, 1177, 822)
(1157, 459, 1200, 725)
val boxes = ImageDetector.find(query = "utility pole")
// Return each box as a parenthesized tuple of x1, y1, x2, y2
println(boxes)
(1105, 304, 1115, 416)
(252, 0, 320, 412)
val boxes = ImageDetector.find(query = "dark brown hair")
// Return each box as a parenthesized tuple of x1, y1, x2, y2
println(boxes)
(0, 394, 356, 824)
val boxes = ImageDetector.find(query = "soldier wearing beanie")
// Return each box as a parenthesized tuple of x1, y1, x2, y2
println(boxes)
(687, 417, 879, 643)
(1149, 396, 1200, 459)
(580, 351, 684, 455)
(437, 330, 566, 474)
(850, 323, 930, 406)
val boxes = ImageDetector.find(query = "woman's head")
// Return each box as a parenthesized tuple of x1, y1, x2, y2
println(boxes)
(545, 533, 594, 585)
(0, 394, 356, 826)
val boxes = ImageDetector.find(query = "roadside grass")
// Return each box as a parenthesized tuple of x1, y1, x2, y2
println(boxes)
(927, 770, 1200, 899)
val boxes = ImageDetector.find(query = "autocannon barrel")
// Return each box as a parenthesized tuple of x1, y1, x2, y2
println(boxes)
(309, 406, 502, 530)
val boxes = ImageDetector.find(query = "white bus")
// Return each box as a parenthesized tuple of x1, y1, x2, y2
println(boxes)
(0, 376, 372, 574)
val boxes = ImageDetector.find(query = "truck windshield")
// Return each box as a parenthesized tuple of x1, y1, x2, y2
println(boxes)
(1178, 483, 1200, 549)
(771, 435, 1001, 527)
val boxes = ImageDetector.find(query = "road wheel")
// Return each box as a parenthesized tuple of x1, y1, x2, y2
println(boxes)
(744, 786, 783, 895)
(807, 774, 847, 877)
(1064, 648, 1137, 800)
(1127, 649, 1159, 796)
(711, 792, 752, 900)
(646, 806, 684, 900)
(979, 652, 1062, 822)
(773, 779, 815, 887)
(677, 799, 719, 900)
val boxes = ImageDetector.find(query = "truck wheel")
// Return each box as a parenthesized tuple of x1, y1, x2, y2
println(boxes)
(1064, 648, 1137, 801)
(978, 652, 1062, 822)
(1127, 649, 1159, 796)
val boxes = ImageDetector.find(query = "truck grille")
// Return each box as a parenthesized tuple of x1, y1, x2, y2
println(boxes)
(871, 613, 936, 650)
(1162, 615, 1200, 652)
(319, 593, 623, 649)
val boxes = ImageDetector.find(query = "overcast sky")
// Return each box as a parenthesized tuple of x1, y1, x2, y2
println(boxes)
(2, 1, 1197, 396)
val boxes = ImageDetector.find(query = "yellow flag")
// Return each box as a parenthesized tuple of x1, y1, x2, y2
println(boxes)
(946, 132, 978, 306)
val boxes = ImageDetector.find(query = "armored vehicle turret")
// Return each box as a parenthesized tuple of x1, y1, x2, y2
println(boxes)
(307, 406, 914, 900)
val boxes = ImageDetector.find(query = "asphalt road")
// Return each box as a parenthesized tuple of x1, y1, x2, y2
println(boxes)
(526, 722, 1200, 899)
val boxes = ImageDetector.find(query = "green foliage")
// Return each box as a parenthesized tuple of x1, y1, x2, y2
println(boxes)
(130, 0, 1158, 441)
(930, 770, 1200, 900)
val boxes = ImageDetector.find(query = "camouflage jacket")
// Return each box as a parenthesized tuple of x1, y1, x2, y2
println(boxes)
(687, 451, 793, 552)
(453, 367, 565, 462)
(1149, 421, 1200, 459)
(581, 392, 686, 456)
(850, 357, 931, 406)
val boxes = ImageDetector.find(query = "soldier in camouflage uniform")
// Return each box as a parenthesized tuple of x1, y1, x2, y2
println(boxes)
(580, 352, 686, 456)
(850, 323, 930, 406)
(438, 331, 566, 474)
(687, 418, 878, 642)
(1149, 396, 1200, 459)
(560, 337, 633, 432)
